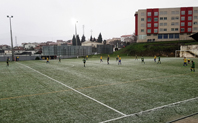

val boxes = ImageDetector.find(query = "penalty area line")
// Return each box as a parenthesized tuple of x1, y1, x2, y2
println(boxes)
(17, 62, 126, 116)
(100, 96, 198, 123)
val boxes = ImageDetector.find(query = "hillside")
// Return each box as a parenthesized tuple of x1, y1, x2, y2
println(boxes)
(113, 40, 198, 57)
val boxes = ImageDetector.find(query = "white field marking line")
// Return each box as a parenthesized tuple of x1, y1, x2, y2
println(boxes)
(17, 62, 126, 116)
(100, 96, 198, 123)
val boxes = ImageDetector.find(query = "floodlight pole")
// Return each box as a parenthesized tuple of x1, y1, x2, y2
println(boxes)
(7, 15, 14, 61)
(75, 21, 78, 46)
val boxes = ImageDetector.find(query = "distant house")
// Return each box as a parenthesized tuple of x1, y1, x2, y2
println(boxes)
(23, 43, 38, 50)
(0, 45, 10, 50)
(121, 35, 132, 42)
(81, 41, 103, 48)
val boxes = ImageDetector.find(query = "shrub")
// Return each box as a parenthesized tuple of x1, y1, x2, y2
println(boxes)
(35, 56, 40, 60)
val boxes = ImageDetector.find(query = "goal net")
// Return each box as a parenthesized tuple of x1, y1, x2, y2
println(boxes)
(175, 50, 198, 58)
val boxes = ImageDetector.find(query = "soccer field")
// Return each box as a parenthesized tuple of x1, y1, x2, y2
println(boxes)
(1, 57, 198, 123)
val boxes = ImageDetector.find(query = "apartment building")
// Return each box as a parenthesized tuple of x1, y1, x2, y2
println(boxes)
(134, 7, 198, 42)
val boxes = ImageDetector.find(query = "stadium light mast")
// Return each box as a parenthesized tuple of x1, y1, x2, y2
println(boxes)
(7, 15, 14, 61)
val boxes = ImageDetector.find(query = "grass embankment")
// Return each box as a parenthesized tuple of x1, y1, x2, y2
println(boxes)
(113, 40, 198, 57)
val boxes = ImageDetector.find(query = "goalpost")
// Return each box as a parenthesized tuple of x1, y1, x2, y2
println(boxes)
(175, 50, 197, 58)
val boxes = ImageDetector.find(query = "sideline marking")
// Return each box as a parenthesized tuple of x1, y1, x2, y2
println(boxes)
(17, 63, 126, 116)
(100, 97, 198, 123)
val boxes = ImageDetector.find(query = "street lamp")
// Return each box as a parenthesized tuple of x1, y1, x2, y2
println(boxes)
(7, 15, 14, 61)
(75, 21, 78, 46)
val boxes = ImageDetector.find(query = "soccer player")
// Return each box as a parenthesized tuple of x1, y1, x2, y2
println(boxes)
(46, 57, 49, 63)
(86, 55, 88, 60)
(59, 56, 61, 62)
(183, 57, 187, 66)
(100, 56, 103, 63)
(6, 57, 9, 66)
(141, 56, 145, 64)
(107, 55, 110, 65)
(116, 55, 119, 61)
(154, 55, 156, 62)
(190, 61, 195, 72)
(83, 57, 86, 67)
(188, 59, 190, 64)
(135, 55, 138, 60)
(118, 57, 121, 65)
(157, 56, 161, 64)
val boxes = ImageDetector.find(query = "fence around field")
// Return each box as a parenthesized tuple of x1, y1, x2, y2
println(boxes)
(0, 55, 42, 62)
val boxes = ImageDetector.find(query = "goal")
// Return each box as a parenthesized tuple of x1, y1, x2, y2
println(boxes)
(175, 50, 197, 58)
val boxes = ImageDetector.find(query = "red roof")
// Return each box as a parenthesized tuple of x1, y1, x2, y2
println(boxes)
(121, 35, 132, 37)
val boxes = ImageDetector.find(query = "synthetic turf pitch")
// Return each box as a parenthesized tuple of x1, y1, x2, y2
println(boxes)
(0, 57, 198, 123)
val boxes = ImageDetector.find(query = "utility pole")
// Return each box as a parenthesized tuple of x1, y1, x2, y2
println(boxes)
(7, 15, 14, 61)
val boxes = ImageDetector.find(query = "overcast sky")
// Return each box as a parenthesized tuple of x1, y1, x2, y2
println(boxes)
(0, 0, 197, 46)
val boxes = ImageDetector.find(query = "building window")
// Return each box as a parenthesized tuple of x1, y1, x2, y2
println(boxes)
(148, 12, 151, 16)
(159, 11, 163, 15)
(175, 34, 179, 38)
(171, 22, 174, 25)
(181, 22, 185, 26)
(164, 17, 167, 20)
(188, 16, 192, 20)
(160, 23, 163, 26)
(158, 34, 162, 39)
(171, 17, 175, 20)
(188, 22, 192, 26)
(154, 29, 158, 33)
(181, 28, 185, 32)
(147, 23, 151, 27)
(164, 28, 167, 31)
(160, 28, 163, 31)
(154, 23, 158, 27)
(147, 34, 151, 36)
(171, 28, 174, 31)
(175, 17, 179, 20)
(147, 18, 151, 22)
(141, 29, 144, 32)
(164, 23, 167, 26)
(194, 27, 198, 30)
(194, 22, 198, 25)
(188, 28, 192, 32)
(147, 29, 151, 33)
(160, 17, 163, 20)
(169, 34, 174, 39)
(171, 11, 175, 14)
(141, 12, 145, 16)
(154, 18, 158, 22)
(154, 12, 158, 16)
(175, 28, 178, 31)
(188, 10, 192, 15)
(194, 16, 198, 19)
(141, 18, 144, 21)
(175, 11, 179, 14)
(175, 22, 179, 25)
(163, 34, 168, 39)
(181, 17, 185, 20)
(194, 10, 198, 13)
(164, 11, 167, 14)
(181, 11, 185, 15)
(141, 23, 145, 27)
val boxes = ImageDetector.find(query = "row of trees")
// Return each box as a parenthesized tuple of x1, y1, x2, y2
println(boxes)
(72, 33, 103, 46)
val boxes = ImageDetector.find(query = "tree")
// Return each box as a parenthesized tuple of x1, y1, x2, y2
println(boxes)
(103, 40, 106, 45)
(72, 35, 76, 46)
(131, 32, 137, 43)
(97, 33, 103, 43)
(90, 36, 93, 42)
(81, 35, 86, 43)
(93, 37, 96, 41)
(77, 35, 81, 45)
